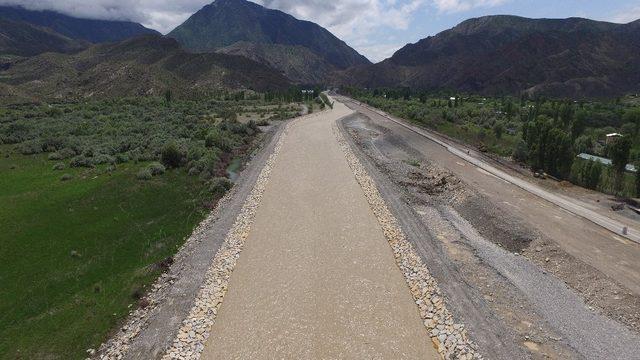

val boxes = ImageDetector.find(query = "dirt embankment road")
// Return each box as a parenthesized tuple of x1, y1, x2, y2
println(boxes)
(201, 102, 439, 358)
(338, 108, 640, 358)
(338, 96, 640, 296)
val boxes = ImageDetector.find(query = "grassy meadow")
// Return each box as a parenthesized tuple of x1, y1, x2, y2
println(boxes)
(0, 94, 302, 359)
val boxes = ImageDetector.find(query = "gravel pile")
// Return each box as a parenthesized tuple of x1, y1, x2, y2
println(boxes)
(334, 123, 482, 360)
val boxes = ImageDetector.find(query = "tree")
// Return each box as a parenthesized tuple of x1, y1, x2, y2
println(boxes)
(164, 89, 172, 105)
(512, 139, 528, 163)
(493, 122, 504, 139)
(622, 108, 640, 136)
(571, 109, 587, 138)
(523, 115, 573, 178)
(573, 135, 593, 154)
(635, 160, 640, 197)
(588, 162, 603, 190)
(559, 102, 574, 129)
(161, 142, 183, 168)
(609, 136, 632, 193)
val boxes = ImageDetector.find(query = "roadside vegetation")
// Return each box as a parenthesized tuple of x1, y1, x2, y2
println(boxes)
(0, 90, 312, 359)
(346, 87, 640, 198)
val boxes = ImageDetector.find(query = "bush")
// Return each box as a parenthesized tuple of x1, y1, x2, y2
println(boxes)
(70, 155, 94, 168)
(53, 163, 65, 171)
(115, 153, 130, 164)
(188, 152, 219, 178)
(136, 168, 153, 180)
(18, 141, 43, 155)
(148, 162, 166, 176)
(205, 130, 232, 151)
(48, 152, 63, 161)
(92, 154, 116, 165)
(161, 142, 183, 168)
(60, 148, 77, 159)
(512, 139, 529, 163)
(208, 177, 233, 197)
(60, 173, 73, 181)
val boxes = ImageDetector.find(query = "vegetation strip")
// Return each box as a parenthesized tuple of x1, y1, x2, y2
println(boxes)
(158, 119, 293, 360)
(333, 122, 482, 360)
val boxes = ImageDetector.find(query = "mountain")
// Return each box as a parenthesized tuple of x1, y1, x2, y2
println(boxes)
(0, 18, 87, 56)
(216, 42, 335, 84)
(0, 6, 159, 44)
(339, 15, 640, 98)
(0, 35, 290, 103)
(168, 0, 370, 83)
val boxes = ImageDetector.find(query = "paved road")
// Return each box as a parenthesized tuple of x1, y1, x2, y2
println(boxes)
(201, 102, 439, 358)
(338, 96, 640, 295)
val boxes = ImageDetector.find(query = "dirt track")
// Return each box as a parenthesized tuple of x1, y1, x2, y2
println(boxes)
(201, 102, 440, 358)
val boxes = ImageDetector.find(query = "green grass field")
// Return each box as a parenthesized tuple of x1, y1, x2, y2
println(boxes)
(0, 147, 211, 359)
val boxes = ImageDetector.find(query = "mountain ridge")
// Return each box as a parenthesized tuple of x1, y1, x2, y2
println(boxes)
(0, 5, 159, 44)
(168, 0, 369, 83)
(338, 15, 640, 98)
(0, 35, 291, 103)
(0, 17, 88, 57)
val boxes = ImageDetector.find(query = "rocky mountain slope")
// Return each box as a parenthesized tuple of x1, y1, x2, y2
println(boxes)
(0, 18, 87, 57)
(168, 0, 369, 84)
(216, 42, 336, 84)
(339, 15, 640, 98)
(0, 5, 159, 44)
(0, 35, 290, 103)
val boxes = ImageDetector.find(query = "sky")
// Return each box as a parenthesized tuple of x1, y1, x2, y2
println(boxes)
(2, 0, 640, 62)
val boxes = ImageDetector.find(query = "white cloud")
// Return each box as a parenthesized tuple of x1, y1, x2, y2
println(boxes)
(255, 0, 430, 61)
(609, 5, 640, 24)
(355, 42, 407, 62)
(0, 0, 206, 32)
(432, 0, 509, 13)
(0, 0, 509, 60)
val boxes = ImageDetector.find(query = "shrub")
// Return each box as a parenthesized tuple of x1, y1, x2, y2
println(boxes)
(188, 152, 219, 178)
(115, 153, 130, 164)
(60, 173, 73, 181)
(512, 139, 529, 163)
(70, 155, 94, 168)
(205, 130, 231, 151)
(61, 148, 77, 158)
(53, 163, 65, 171)
(161, 142, 183, 168)
(148, 162, 166, 176)
(48, 152, 63, 160)
(18, 141, 43, 155)
(136, 168, 153, 180)
(92, 154, 116, 165)
(208, 177, 233, 197)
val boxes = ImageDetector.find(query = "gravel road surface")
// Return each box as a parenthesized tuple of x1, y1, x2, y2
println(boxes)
(200, 102, 440, 359)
